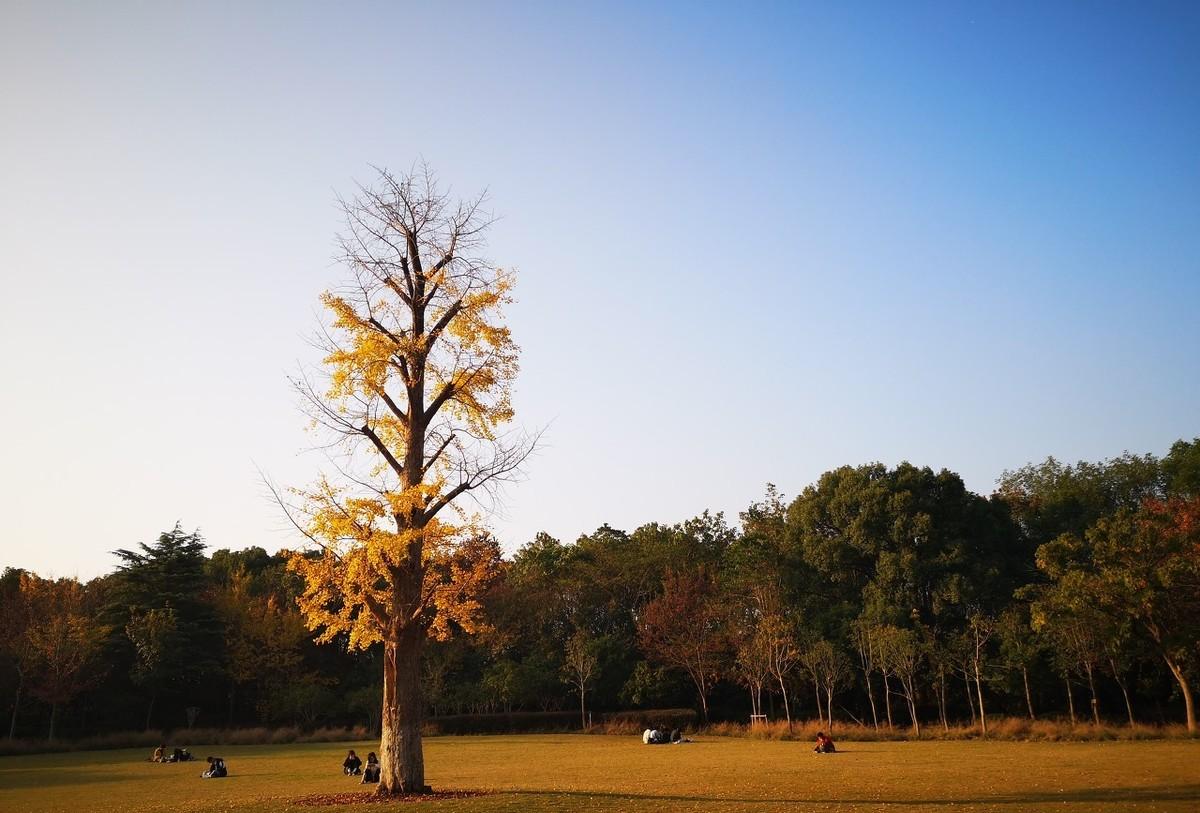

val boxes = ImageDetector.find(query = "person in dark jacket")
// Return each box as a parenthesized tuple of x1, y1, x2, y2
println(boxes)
(201, 756, 228, 778)
(813, 732, 836, 753)
(361, 752, 381, 784)
(343, 749, 363, 775)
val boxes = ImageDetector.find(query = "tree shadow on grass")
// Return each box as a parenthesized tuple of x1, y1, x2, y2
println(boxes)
(507, 784, 1200, 806)
(0, 767, 246, 791)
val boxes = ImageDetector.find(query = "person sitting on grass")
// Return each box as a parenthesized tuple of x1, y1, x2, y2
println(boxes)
(343, 749, 363, 775)
(170, 747, 193, 763)
(201, 756, 228, 778)
(361, 753, 381, 784)
(813, 732, 836, 754)
(151, 744, 166, 763)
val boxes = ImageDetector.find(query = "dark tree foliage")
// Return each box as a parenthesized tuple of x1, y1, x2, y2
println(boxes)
(103, 524, 224, 729)
(4, 441, 1198, 738)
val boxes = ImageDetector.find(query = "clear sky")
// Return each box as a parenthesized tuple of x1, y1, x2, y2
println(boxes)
(1, 1, 1197, 580)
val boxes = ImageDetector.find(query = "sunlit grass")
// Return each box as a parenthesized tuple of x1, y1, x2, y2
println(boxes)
(1, 734, 1197, 812)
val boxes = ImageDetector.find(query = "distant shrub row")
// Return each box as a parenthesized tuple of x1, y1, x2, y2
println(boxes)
(702, 717, 1198, 742)
(4, 712, 1193, 757)
(422, 708, 698, 735)
(0, 710, 700, 755)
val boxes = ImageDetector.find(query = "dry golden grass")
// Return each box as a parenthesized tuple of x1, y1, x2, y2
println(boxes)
(1, 734, 1197, 812)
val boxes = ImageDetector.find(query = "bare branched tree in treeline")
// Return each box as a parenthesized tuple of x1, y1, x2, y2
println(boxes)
(562, 629, 599, 730)
(802, 640, 851, 732)
(280, 164, 534, 795)
(876, 625, 922, 736)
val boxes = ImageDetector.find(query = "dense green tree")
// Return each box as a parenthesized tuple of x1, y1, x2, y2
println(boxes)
(105, 524, 223, 729)
(998, 453, 1164, 551)
(1163, 438, 1200, 498)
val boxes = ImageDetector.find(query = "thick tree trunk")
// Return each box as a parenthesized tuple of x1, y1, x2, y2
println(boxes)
(379, 638, 429, 795)
(1161, 653, 1196, 732)
(1022, 666, 1036, 720)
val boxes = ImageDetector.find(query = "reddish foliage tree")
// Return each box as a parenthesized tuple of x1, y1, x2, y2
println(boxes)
(636, 569, 727, 721)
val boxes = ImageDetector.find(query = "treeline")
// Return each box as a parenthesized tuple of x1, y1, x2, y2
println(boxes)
(2, 438, 1198, 741)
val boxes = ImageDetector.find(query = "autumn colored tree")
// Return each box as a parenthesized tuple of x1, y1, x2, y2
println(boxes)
(733, 626, 771, 720)
(637, 569, 727, 721)
(802, 639, 851, 731)
(22, 575, 106, 740)
(759, 606, 803, 731)
(1, 569, 37, 739)
(1086, 498, 1199, 730)
(212, 569, 310, 724)
(284, 167, 528, 794)
(727, 581, 799, 726)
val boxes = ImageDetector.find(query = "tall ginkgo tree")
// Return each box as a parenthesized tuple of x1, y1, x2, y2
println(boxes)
(284, 166, 531, 795)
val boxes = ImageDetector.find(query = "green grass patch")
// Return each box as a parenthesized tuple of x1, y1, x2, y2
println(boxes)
(1, 735, 1197, 812)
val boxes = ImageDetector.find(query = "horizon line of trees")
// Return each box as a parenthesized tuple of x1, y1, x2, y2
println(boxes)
(2, 437, 1197, 741)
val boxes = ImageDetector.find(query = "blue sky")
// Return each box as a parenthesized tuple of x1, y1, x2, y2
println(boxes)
(1, 1, 1197, 579)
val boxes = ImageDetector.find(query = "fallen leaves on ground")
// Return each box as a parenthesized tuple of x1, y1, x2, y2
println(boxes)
(291, 790, 488, 806)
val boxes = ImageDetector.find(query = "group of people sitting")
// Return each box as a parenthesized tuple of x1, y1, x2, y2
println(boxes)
(641, 727, 688, 745)
(342, 749, 381, 783)
(151, 745, 378, 782)
(150, 745, 194, 763)
(640, 726, 834, 753)
(150, 745, 226, 776)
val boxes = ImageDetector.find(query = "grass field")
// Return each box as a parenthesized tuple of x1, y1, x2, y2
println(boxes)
(1, 735, 1198, 813)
